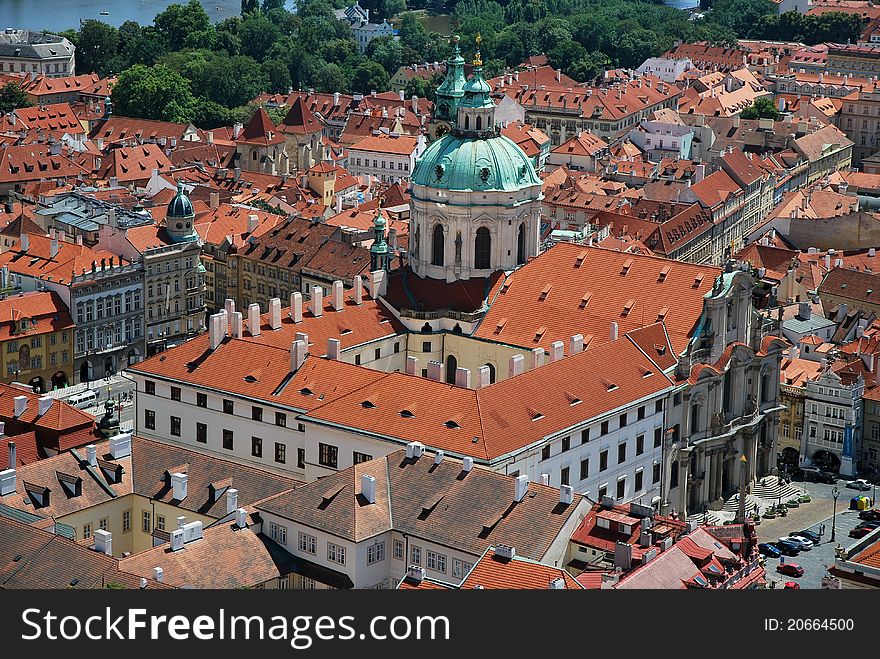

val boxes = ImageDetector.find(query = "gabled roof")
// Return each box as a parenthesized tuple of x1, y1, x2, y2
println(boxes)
(279, 96, 323, 135)
(239, 107, 285, 146)
(130, 436, 301, 518)
(819, 266, 880, 305)
(474, 243, 719, 355)
(458, 548, 584, 589)
(257, 449, 584, 558)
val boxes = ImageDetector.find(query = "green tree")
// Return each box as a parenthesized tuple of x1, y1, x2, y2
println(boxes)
(111, 64, 196, 123)
(154, 0, 214, 51)
(192, 98, 232, 128)
(239, 11, 283, 60)
(568, 51, 610, 82)
(262, 58, 293, 93)
(77, 20, 119, 76)
(241, 0, 260, 15)
(186, 54, 270, 108)
(367, 36, 404, 74)
(398, 12, 428, 53)
(0, 82, 31, 113)
(381, 0, 406, 20)
(351, 61, 390, 93)
(115, 22, 168, 68)
(741, 96, 781, 120)
(314, 62, 347, 92)
(708, 0, 774, 38)
(404, 70, 444, 102)
(262, 0, 288, 10)
(548, 40, 587, 73)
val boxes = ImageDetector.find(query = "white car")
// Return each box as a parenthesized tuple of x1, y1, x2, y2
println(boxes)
(779, 536, 813, 551)
(847, 479, 872, 491)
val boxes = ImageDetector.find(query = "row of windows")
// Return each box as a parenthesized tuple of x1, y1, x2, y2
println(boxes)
(270, 524, 350, 566)
(352, 157, 410, 172)
(541, 422, 663, 464)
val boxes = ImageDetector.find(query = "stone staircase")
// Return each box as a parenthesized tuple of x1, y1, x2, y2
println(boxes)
(750, 475, 805, 505)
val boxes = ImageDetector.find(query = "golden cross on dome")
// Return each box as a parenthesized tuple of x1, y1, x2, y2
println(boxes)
(474, 33, 482, 67)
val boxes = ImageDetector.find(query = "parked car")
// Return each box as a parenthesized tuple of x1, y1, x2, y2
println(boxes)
(759, 543, 782, 558)
(779, 536, 813, 551)
(802, 466, 838, 484)
(773, 540, 801, 556)
(847, 479, 872, 491)
(777, 563, 805, 577)
(849, 526, 877, 539)
(859, 509, 880, 521)
(856, 520, 880, 530)
(791, 530, 821, 544)
(783, 581, 801, 589)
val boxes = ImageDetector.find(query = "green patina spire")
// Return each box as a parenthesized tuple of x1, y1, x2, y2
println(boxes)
(370, 200, 389, 272)
(433, 35, 467, 126)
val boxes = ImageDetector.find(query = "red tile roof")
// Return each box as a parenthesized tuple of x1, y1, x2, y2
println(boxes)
(348, 133, 420, 156)
(239, 107, 285, 146)
(0, 233, 125, 285)
(475, 243, 719, 355)
(279, 96, 322, 135)
(459, 548, 583, 589)
(0, 290, 74, 341)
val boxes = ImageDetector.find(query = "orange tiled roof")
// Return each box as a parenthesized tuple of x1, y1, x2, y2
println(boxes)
(0, 233, 126, 285)
(0, 291, 74, 341)
(459, 548, 583, 589)
(474, 243, 719, 355)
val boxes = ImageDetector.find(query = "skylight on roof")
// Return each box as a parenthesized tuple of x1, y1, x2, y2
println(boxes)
(445, 420, 460, 429)
(400, 409, 415, 418)
(361, 400, 376, 409)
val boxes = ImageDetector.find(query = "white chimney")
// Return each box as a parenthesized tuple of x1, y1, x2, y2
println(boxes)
(225, 298, 235, 318)
(549, 576, 565, 589)
(153, 567, 165, 581)
(427, 360, 444, 382)
(226, 488, 239, 515)
(209, 312, 223, 350)
(462, 457, 474, 472)
(476, 365, 491, 388)
(0, 441, 15, 495)
(331, 280, 344, 311)
(94, 529, 112, 555)
(514, 474, 529, 502)
(361, 474, 376, 504)
(530, 347, 544, 370)
(182, 520, 203, 543)
(369, 269, 386, 298)
(569, 334, 584, 355)
(540, 473, 550, 485)
(170, 529, 184, 551)
(354, 277, 363, 305)
(248, 303, 261, 336)
(139, 578, 147, 589)
(19, 233, 29, 252)
(434, 450, 444, 465)
(327, 338, 341, 360)
(824, 254, 831, 269)
(13, 396, 26, 418)
(50, 236, 59, 258)
(454, 367, 471, 388)
(405, 441, 425, 459)
(231, 311, 243, 338)
(495, 544, 516, 559)
(269, 297, 282, 330)
(177, 516, 187, 529)
(290, 292, 303, 323)
(509, 354, 524, 377)
(171, 472, 188, 501)
(290, 339, 307, 371)
(610, 321, 619, 341)
(108, 432, 131, 459)
(312, 286, 323, 317)
(86, 444, 97, 467)
(235, 508, 247, 529)
(560, 485, 574, 505)
(405, 355, 418, 376)
(551, 341, 564, 362)
(407, 565, 426, 582)
(38, 395, 52, 416)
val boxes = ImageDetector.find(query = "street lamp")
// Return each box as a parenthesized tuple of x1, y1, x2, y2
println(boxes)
(831, 486, 840, 543)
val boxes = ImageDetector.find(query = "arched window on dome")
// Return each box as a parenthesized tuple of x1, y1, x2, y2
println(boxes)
(476, 115, 482, 130)
(474, 227, 491, 269)
(464, 115, 470, 130)
(432, 224, 445, 266)
(517, 223, 527, 264)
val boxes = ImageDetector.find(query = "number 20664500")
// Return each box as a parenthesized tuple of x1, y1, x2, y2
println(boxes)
(765, 619, 854, 631)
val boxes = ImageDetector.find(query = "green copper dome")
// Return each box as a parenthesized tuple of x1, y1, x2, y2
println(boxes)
(167, 181, 194, 219)
(411, 132, 542, 193)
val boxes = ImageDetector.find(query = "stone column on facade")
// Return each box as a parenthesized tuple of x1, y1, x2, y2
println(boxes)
(708, 450, 717, 506)
(715, 450, 724, 502)
(677, 447, 692, 518)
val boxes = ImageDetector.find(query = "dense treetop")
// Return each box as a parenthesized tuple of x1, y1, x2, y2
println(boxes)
(47, 0, 863, 128)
